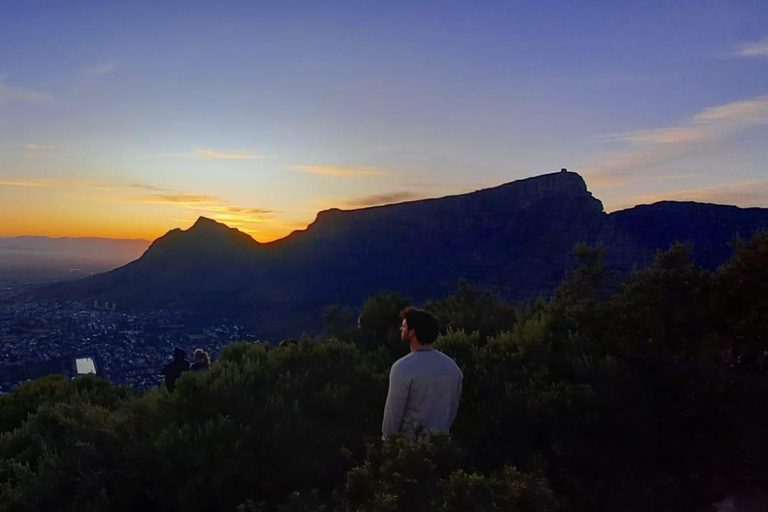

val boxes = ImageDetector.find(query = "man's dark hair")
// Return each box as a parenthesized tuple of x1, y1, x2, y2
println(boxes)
(400, 307, 439, 345)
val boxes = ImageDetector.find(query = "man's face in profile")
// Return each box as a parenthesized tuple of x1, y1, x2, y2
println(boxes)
(401, 319, 411, 343)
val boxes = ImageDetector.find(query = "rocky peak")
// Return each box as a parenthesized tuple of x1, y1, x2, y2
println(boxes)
(140, 216, 260, 263)
(190, 216, 225, 230)
(307, 170, 602, 232)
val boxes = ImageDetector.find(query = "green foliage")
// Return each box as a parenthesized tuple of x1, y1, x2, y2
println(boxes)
(0, 374, 129, 433)
(714, 230, 768, 369)
(0, 399, 123, 512)
(344, 435, 559, 512)
(357, 292, 410, 353)
(425, 280, 517, 341)
(3, 233, 768, 510)
(323, 303, 360, 342)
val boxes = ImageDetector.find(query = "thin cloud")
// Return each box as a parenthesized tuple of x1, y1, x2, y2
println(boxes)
(343, 191, 421, 207)
(88, 181, 171, 193)
(138, 193, 221, 206)
(204, 205, 275, 215)
(203, 212, 273, 224)
(598, 127, 707, 145)
(734, 35, 768, 58)
(83, 60, 118, 75)
(125, 189, 275, 222)
(583, 94, 768, 185)
(195, 148, 271, 160)
(0, 77, 51, 108)
(631, 180, 768, 208)
(125, 183, 169, 192)
(0, 178, 54, 188)
(150, 148, 273, 160)
(24, 143, 55, 151)
(289, 165, 388, 177)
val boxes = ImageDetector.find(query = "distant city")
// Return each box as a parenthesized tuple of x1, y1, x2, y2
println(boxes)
(0, 295, 255, 394)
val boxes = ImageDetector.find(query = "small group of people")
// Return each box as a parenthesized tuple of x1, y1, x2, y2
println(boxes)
(160, 347, 211, 392)
(159, 307, 463, 441)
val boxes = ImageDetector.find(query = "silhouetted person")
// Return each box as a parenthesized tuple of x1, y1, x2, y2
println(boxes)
(278, 338, 298, 348)
(382, 307, 463, 440)
(190, 348, 210, 372)
(161, 347, 190, 392)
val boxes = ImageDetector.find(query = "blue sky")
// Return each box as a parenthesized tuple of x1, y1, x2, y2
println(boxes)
(1, 0, 767, 239)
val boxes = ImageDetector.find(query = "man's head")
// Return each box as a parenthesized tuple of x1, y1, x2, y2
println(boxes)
(173, 347, 187, 361)
(399, 307, 439, 345)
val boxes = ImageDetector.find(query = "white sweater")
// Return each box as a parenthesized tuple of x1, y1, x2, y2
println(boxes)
(382, 349, 463, 440)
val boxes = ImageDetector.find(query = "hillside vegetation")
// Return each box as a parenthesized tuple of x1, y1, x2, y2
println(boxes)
(2, 232, 767, 511)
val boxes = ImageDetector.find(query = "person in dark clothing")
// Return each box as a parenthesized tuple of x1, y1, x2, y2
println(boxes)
(161, 347, 190, 392)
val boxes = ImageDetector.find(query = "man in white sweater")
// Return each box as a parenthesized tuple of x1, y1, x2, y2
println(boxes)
(382, 307, 463, 440)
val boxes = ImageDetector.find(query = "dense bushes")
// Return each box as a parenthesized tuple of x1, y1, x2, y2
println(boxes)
(2, 231, 767, 511)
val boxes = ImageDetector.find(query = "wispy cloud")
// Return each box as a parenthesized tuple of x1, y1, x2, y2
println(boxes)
(203, 205, 275, 215)
(0, 178, 54, 188)
(129, 193, 221, 206)
(124, 183, 169, 192)
(0, 76, 51, 108)
(87, 181, 171, 193)
(24, 143, 55, 151)
(598, 127, 707, 145)
(195, 148, 271, 160)
(289, 165, 388, 177)
(83, 60, 118, 75)
(631, 180, 768, 208)
(343, 191, 420, 207)
(734, 35, 768, 58)
(122, 188, 275, 223)
(150, 148, 273, 160)
(583, 94, 768, 186)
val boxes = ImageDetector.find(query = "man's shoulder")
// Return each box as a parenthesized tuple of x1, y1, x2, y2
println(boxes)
(392, 350, 462, 375)
(432, 349, 460, 365)
(391, 352, 414, 369)
(391, 352, 424, 376)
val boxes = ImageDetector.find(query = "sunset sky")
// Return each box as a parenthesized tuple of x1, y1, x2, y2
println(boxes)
(1, 1, 767, 241)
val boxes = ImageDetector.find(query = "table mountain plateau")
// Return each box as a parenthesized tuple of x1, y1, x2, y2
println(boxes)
(38, 170, 768, 338)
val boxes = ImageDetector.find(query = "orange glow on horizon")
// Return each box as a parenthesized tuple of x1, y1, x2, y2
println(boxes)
(0, 216, 309, 243)
(0, 181, 314, 242)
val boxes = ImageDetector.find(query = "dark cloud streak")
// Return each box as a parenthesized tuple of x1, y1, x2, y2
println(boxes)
(343, 191, 421, 208)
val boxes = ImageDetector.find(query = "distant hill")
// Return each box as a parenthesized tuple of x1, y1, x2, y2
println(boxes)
(611, 201, 768, 270)
(39, 171, 768, 338)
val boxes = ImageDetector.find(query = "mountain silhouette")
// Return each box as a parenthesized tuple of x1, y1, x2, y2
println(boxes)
(40, 171, 768, 338)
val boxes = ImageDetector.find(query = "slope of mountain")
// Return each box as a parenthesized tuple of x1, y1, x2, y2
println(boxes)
(611, 201, 768, 269)
(41, 217, 262, 309)
(39, 171, 768, 338)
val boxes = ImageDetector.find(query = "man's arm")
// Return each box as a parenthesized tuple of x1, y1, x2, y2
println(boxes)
(448, 372, 463, 426)
(382, 364, 410, 439)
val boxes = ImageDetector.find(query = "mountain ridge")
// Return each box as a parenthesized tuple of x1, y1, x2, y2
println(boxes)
(38, 170, 768, 338)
